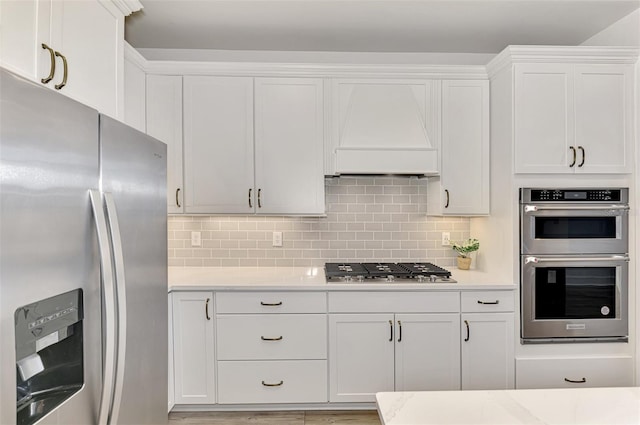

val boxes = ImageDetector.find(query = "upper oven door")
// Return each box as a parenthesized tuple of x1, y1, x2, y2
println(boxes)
(520, 204, 629, 254)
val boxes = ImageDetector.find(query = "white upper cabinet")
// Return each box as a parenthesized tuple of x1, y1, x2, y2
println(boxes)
(183, 76, 325, 215)
(183, 76, 255, 214)
(0, 0, 132, 118)
(254, 78, 325, 215)
(146, 74, 184, 214)
(427, 80, 489, 215)
(514, 62, 633, 174)
(328, 79, 439, 175)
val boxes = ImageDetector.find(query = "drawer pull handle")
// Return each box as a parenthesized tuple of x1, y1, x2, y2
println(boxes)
(569, 146, 577, 167)
(260, 301, 282, 306)
(262, 380, 283, 387)
(578, 146, 585, 167)
(261, 336, 283, 341)
(564, 377, 586, 384)
(477, 300, 500, 305)
(205, 298, 211, 320)
(464, 320, 470, 342)
(397, 320, 402, 342)
(388, 320, 393, 342)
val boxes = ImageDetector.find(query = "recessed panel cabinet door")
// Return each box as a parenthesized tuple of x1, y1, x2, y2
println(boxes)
(395, 314, 461, 391)
(146, 75, 183, 214)
(514, 63, 573, 173)
(172, 292, 216, 404)
(574, 64, 633, 174)
(183, 76, 254, 213)
(254, 78, 325, 214)
(329, 314, 395, 402)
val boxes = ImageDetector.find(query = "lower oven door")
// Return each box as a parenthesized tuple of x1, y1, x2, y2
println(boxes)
(521, 254, 628, 342)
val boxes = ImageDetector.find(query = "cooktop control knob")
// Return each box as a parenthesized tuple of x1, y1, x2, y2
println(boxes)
(429, 275, 438, 283)
(417, 275, 426, 283)
(386, 275, 395, 282)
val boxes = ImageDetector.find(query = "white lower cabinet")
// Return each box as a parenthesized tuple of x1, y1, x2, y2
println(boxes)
(329, 312, 461, 402)
(516, 356, 634, 389)
(171, 291, 216, 404)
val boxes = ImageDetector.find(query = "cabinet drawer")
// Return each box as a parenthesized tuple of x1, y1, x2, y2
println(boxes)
(216, 292, 326, 314)
(516, 356, 633, 389)
(216, 314, 327, 360)
(329, 291, 459, 313)
(217, 360, 328, 404)
(461, 291, 515, 312)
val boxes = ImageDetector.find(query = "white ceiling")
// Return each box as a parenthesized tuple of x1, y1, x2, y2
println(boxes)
(125, 1, 640, 54)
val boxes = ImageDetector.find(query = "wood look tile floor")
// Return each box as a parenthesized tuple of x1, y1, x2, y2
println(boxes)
(168, 410, 382, 425)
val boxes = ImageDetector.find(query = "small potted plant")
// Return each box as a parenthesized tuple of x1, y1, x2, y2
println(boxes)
(452, 238, 479, 270)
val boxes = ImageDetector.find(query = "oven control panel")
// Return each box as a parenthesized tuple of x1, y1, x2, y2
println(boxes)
(527, 189, 622, 202)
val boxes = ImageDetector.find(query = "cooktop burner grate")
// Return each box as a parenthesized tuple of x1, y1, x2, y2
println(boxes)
(325, 262, 453, 281)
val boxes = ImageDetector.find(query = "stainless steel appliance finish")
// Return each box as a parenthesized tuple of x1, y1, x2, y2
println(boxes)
(0, 68, 168, 425)
(519, 188, 629, 343)
(325, 262, 456, 283)
(520, 188, 629, 255)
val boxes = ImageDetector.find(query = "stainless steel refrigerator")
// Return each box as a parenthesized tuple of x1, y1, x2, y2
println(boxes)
(0, 68, 168, 425)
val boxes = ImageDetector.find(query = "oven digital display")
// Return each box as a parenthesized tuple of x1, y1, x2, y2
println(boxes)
(564, 191, 587, 200)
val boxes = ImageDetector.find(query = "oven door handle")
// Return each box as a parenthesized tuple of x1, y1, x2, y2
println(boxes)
(525, 255, 629, 264)
(524, 205, 629, 212)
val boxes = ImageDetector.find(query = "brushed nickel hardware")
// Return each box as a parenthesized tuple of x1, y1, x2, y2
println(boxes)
(569, 146, 577, 167)
(578, 146, 585, 167)
(260, 301, 282, 306)
(444, 189, 450, 208)
(260, 336, 283, 341)
(388, 320, 393, 342)
(464, 320, 470, 341)
(257, 188, 262, 208)
(41, 44, 56, 84)
(477, 300, 499, 305)
(397, 320, 402, 342)
(54, 51, 67, 90)
(564, 377, 586, 384)
(176, 188, 181, 208)
(205, 298, 211, 320)
(262, 380, 283, 387)
(524, 204, 629, 212)
(248, 188, 252, 208)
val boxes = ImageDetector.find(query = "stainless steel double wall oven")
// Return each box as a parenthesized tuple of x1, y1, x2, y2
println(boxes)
(520, 188, 629, 343)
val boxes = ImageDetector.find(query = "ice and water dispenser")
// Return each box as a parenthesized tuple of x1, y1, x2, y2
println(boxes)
(15, 289, 84, 425)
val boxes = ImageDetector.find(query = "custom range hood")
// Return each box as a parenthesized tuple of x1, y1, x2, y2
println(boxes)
(327, 80, 440, 176)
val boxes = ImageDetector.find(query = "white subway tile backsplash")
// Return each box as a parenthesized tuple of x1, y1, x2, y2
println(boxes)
(168, 177, 470, 267)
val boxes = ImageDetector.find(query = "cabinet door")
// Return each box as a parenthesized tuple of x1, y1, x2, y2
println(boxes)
(329, 314, 395, 402)
(0, 0, 40, 80)
(146, 75, 184, 214)
(168, 295, 175, 411)
(183, 76, 254, 213)
(429, 80, 489, 215)
(574, 64, 633, 174)
(395, 314, 461, 391)
(48, 0, 123, 117)
(461, 313, 514, 390)
(514, 63, 574, 174)
(254, 78, 325, 215)
(172, 292, 215, 404)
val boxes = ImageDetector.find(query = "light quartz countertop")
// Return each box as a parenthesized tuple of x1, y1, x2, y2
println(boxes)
(376, 387, 640, 425)
(168, 267, 515, 292)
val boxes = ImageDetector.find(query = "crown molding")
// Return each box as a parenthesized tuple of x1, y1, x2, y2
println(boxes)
(124, 42, 149, 69)
(487, 45, 640, 79)
(110, 0, 143, 16)
(142, 61, 488, 79)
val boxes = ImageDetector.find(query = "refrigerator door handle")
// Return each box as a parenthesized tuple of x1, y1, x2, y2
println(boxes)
(104, 192, 127, 425)
(89, 190, 117, 425)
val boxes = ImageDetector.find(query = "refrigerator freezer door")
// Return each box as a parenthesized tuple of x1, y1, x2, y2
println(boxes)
(0, 69, 102, 424)
(99, 115, 168, 425)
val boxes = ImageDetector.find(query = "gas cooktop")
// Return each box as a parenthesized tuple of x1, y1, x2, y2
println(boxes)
(325, 262, 456, 283)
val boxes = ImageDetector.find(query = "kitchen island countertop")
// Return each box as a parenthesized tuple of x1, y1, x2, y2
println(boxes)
(376, 387, 640, 425)
(168, 267, 514, 291)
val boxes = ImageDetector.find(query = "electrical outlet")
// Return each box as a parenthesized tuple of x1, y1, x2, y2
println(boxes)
(191, 231, 201, 247)
(272, 231, 283, 247)
(441, 232, 451, 246)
